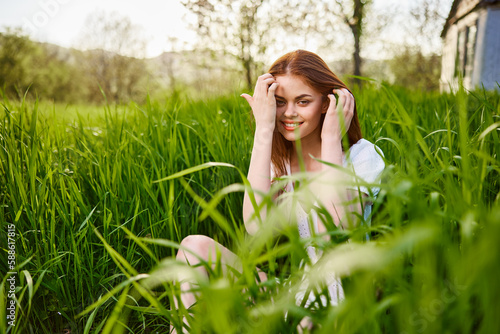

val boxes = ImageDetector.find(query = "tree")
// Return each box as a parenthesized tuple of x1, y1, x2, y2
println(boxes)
(77, 11, 151, 103)
(182, 0, 271, 90)
(30, 43, 86, 103)
(407, 0, 451, 54)
(334, 0, 370, 80)
(0, 28, 36, 97)
(278, 0, 376, 84)
(388, 0, 452, 90)
(389, 46, 441, 91)
(0, 28, 83, 102)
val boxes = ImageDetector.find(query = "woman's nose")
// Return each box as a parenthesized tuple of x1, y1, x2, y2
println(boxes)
(283, 104, 297, 117)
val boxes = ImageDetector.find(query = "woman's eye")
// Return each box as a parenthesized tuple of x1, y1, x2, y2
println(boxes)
(276, 100, 286, 106)
(298, 100, 309, 105)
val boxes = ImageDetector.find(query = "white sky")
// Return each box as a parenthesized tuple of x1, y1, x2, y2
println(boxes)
(0, 0, 452, 59)
(0, 0, 197, 58)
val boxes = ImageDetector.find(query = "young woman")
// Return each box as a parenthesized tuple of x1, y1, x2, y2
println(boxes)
(172, 49, 384, 332)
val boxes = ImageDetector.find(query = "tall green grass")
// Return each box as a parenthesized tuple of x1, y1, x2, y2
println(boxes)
(0, 83, 499, 333)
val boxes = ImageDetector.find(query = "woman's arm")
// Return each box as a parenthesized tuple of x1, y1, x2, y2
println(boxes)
(315, 89, 363, 232)
(241, 74, 279, 235)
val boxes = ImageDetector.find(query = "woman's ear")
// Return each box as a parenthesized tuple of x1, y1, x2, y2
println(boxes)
(322, 96, 329, 114)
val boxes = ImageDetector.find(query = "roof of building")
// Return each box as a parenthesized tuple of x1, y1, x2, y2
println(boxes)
(441, 0, 500, 37)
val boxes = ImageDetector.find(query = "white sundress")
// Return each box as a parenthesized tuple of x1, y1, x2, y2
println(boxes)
(272, 138, 385, 307)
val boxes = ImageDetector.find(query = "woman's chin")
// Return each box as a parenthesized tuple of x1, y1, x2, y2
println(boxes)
(280, 131, 301, 142)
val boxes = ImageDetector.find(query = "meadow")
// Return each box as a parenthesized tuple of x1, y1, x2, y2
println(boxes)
(1, 82, 499, 334)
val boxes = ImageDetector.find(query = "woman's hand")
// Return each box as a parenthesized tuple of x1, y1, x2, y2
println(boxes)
(241, 73, 279, 131)
(297, 316, 314, 333)
(321, 88, 355, 141)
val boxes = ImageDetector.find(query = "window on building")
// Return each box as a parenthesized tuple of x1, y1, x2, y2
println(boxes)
(454, 21, 478, 79)
(465, 24, 477, 79)
(455, 29, 466, 77)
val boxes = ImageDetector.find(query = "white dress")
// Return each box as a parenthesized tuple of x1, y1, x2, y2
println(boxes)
(272, 138, 385, 307)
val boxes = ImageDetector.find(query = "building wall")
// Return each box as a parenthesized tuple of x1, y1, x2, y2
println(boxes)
(471, 9, 488, 87)
(441, 5, 500, 92)
(441, 23, 458, 92)
(455, 0, 481, 20)
(440, 10, 483, 92)
(480, 7, 500, 89)
(441, 23, 461, 91)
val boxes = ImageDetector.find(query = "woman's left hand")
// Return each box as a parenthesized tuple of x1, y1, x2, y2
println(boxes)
(321, 88, 355, 141)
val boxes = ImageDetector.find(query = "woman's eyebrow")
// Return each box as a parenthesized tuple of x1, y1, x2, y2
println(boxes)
(275, 94, 313, 100)
(295, 94, 313, 99)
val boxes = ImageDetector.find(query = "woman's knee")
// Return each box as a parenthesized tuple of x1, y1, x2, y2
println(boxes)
(177, 234, 215, 263)
(257, 270, 267, 283)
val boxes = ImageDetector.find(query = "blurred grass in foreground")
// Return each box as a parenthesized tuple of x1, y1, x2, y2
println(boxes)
(0, 83, 499, 333)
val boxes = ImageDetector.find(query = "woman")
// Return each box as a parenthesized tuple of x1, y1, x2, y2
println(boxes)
(172, 49, 384, 332)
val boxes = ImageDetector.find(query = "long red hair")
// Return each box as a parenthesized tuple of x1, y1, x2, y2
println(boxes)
(268, 49, 363, 179)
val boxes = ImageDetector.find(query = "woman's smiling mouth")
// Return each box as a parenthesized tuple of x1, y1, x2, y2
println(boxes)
(281, 121, 303, 131)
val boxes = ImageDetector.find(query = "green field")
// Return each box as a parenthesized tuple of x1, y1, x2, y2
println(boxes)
(1, 83, 499, 333)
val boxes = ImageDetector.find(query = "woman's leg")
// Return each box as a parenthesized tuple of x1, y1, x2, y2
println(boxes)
(171, 234, 257, 333)
(175, 234, 242, 309)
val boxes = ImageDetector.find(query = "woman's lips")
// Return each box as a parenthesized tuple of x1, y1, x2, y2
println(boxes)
(281, 121, 303, 131)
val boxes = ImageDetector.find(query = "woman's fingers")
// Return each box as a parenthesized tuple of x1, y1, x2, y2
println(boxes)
(333, 88, 347, 111)
(258, 73, 273, 80)
(267, 82, 279, 98)
(240, 93, 252, 104)
(327, 93, 337, 114)
(255, 73, 276, 96)
(241, 73, 278, 130)
(333, 88, 355, 129)
(336, 89, 346, 113)
(241, 73, 276, 105)
(324, 89, 355, 137)
(340, 88, 351, 114)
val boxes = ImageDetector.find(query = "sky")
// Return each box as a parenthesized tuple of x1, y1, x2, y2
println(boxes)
(0, 0, 452, 59)
(0, 0, 197, 58)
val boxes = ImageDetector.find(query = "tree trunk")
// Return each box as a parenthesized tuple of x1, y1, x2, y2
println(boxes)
(244, 58, 253, 91)
(349, 0, 366, 86)
(352, 24, 362, 78)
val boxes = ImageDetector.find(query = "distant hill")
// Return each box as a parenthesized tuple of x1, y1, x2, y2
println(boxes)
(13, 40, 394, 98)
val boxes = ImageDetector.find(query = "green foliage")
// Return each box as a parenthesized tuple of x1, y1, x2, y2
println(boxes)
(0, 84, 499, 333)
(0, 29, 82, 103)
(29, 45, 87, 103)
(0, 28, 38, 98)
(77, 11, 154, 104)
(182, 0, 270, 91)
(389, 46, 442, 91)
(0, 29, 153, 105)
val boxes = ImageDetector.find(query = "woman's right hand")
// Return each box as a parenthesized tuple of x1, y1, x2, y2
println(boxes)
(241, 73, 279, 131)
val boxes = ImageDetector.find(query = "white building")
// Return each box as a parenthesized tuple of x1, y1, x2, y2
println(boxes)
(440, 0, 500, 91)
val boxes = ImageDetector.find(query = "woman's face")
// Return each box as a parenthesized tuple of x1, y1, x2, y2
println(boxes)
(274, 74, 326, 142)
